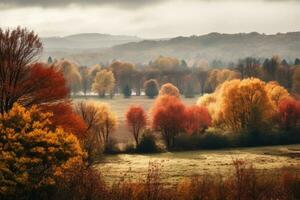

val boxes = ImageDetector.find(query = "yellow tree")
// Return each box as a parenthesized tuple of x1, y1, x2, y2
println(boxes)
(205, 69, 240, 92)
(159, 83, 180, 98)
(75, 101, 117, 152)
(222, 79, 275, 133)
(92, 69, 115, 98)
(0, 104, 84, 198)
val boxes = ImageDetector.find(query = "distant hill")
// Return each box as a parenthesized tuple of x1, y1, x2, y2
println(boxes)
(42, 32, 300, 65)
(42, 33, 142, 60)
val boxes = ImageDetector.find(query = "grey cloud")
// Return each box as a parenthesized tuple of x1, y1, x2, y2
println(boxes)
(1, 0, 297, 10)
(0, 0, 166, 9)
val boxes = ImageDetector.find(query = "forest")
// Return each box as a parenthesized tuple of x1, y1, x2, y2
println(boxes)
(0, 27, 300, 200)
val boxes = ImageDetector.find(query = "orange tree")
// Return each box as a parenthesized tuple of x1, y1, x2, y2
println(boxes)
(0, 104, 84, 198)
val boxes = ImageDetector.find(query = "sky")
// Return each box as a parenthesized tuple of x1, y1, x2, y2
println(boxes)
(0, 0, 299, 38)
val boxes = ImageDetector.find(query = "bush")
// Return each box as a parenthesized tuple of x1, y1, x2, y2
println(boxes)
(174, 132, 230, 151)
(144, 79, 159, 98)
(136, 133, 160, 153)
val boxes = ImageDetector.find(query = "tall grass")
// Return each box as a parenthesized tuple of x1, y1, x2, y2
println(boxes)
(47, 159, 300, 200)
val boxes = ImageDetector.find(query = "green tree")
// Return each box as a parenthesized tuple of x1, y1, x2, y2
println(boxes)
(144, 79, 159, 98)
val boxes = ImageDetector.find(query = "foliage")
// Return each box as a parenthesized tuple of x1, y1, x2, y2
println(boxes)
(92, 69, 115, 98)
(54, 60, 82, 95)
(0, 27, 42, 113)
(151, 95, 185, 149)
(183, 105, 212, 134)
(136, 132, 160, 153)
(278, 97, 300, 131)
(158, 83, 180, 98)
(75, 101, 117, 154)
(144, 79, 159, 98)
(205, 69, 240, 92)
(292, 67, 300, 94)
(126, 106, 147, 146)
(0, 104, 84, 198)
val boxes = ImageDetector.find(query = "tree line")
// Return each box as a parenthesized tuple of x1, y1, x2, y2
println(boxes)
(47, 55, 300, 98)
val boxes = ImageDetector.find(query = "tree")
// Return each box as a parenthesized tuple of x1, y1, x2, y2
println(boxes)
(151, 95, 185, 149)
(159, 83, 180, 98)
(92, 69, 115, 98)
(109, 61, 135, 93)
(54, 60, 82, 95)
(184, 76, 195, 98)
(126, 106, 147, 146)
(144, 79, 159, 98)
(262, 56, 280, 82)
(75, 101, 117, 150)
(196, 69, 208, 95)
(265, 81, 290, 106)
(79, 66, 89, 96)
(292, 67, 300, 94)
(205, 69, 240, 92)
(198, 78, 275, 133)
(48, 56, 53, 64)
(183, 105, 212, 134)
(278, 97, 300, 131)
(0, 27, 42, 113)
(236, 57, 261, 79)
(122, 84, 132, 98)
(0, 104, 84, 198)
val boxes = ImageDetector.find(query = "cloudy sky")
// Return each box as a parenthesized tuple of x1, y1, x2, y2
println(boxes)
(0, 0, 299, 38)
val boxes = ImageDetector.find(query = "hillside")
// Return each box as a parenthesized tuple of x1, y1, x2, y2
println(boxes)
(43, 32, 300, 65)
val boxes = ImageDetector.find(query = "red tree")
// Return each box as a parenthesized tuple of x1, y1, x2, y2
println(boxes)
(126, 106, 147, 146)
(183, 105, 212, 134)
(278, 98, 300, 130)
(151, 95, 185, 149)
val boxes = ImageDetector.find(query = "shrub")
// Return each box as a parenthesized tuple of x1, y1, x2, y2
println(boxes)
(144, 79, 159, 98)
(136, 132, 160, 153)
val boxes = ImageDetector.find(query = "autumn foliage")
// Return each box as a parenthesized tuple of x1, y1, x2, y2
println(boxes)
(183, 106, 212, 134)
(152, 95, 212, 149)
(0, 104, 84, 198)
(126, 106, 147, 146)
(158, 83, 180, 98)
(278, 97, 300, 130)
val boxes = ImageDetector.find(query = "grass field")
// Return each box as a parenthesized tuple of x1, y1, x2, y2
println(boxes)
(73, 95, 199, 143)
(96, 144, 300, 184)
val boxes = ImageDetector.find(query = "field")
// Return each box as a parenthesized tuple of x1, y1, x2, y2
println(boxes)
(74, 95, 199, 144)
(74, 96, 300, 184)
(96, 144, 300, 184)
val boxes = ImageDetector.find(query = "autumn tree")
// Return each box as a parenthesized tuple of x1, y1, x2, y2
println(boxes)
(92, 69, 115, 98)
(278, 97, 300, 131)
(159, 83, 180, 98)
(126, 106, 147, 146)
(265, 81, 290, 107)
(0, 27, 42, 113)
(205, 69, 240, 92)
(75, 101, 117, 152)
(54, 60, 82, 95)
(196, 69, 208, 94)
(0, 104, 84, 198)
(109, 61, 135, 93)
(79, 66, 90, 96)
(183, 105, 212, 134)
(144, 79, 159, 98)
(198, 78, 275, 133)
(151, 95, 185, 149)
(292, 67, 300, 94)
(184, 75, 195, 98)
